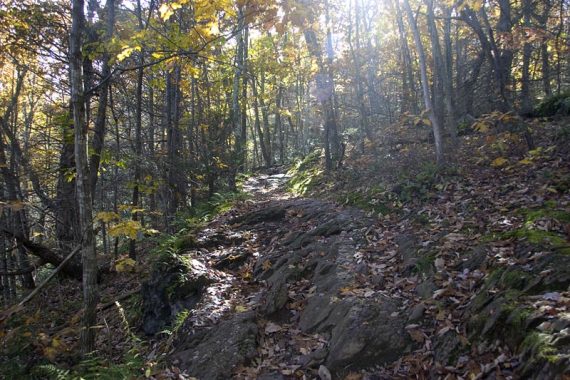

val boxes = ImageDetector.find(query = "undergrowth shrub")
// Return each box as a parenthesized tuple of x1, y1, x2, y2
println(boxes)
(393, 162, 441, 202)
(534, 92, 570, 117)
(287, 150, 323, 195)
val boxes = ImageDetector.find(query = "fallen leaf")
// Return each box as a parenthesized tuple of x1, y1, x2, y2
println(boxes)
(435, 257, 445, 272)
(407, 329, 425, 343)
(262, 260, 272, 271)
(265, 322, 282, 334)
(318, 365, 332, 380)
(542, 292, 561, 302)
(491, 157, 508, 167)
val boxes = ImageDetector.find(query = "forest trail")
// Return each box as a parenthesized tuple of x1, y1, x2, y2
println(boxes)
(141, 145, 570, 380)
(142, 169, 415, 379)
(240, 170, 293, 204)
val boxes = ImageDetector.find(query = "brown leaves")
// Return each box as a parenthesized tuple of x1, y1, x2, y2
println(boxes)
(406, 325, 426, 343)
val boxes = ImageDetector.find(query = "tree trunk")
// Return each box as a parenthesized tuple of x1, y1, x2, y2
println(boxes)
(403, 0, 445, 166)
(70, 0, 98, 354)
(130, 0, 144, 259)
(275, 86, 285, 164)
(538, 0, 553, 96)
(89, 0, 115, 197)
(520, 0, 534, 114)
(0, 68, 35, 289)
(394, 0, 417, 114)
(348, 0, 370, 149)
(251, 77, 271, 166)
(461, 7, 511, 111)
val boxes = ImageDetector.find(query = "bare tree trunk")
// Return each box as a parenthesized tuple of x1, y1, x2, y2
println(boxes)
(538, 0, 553, 96)
(229, 8, 246, 190)
(554, 0, 564, 94)
(0, 68, 35, 289)
(165, 66, 184, 223)
(89, 0, 115, 196)
(251, 77, 271, 166)
(403, 0, 445, 166)
(276, 86, 285, 164)
(461, 7, 511, 111)
(441, 5, 458, 142)
(394, 0, 417, 114)
(70, 0, 98, 354)
(259, 70, 273, 164)
(520, 0, 534, 114)
(240, 25, 249, 172)
(130, 0, 144, 259)
(348, 0, 370, 149)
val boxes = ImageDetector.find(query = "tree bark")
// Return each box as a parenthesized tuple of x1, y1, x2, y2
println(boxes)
(130, 0, 143, 259)
(70, 0, 98, 354)
(402, 0, 445, 166)
(520, 0, 534, 114)
(89, 0, 115, 197)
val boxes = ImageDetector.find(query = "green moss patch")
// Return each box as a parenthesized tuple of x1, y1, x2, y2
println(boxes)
(337, 186, 391, 215)
(518, 207, 570, 224)
(521, 332, 560, 364)
(287, 151, 324, 195)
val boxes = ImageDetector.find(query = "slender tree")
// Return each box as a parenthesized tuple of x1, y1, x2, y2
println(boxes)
(70, 0, 98, 354)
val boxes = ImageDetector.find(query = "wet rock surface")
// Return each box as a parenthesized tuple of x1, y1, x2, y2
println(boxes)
(162, 194, 410, 378)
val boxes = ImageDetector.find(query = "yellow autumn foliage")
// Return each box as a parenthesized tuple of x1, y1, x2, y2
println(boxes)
(115, 257, 137, 273)
(108, 220, 143, 239)
(490, 157, 508, 167)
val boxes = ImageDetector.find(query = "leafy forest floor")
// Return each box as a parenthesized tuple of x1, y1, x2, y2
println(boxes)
(1, 116, 570, 379)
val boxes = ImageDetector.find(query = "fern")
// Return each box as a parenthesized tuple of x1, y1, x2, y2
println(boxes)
(30, 364, 70, 380)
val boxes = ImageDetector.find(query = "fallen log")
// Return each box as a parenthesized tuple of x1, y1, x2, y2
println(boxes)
(17, 245, 81, 307)
(2, 229, 82, 279)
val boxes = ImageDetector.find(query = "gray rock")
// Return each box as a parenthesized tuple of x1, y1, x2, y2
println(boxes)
(408, 303, 426, 322)
(415, 279, 437, 300)
(257, 372, 286, 380)
(325, 300, 408, 371)
(395, 234, 419, 262)
(433, 331, 463, 365)
(458, 245, 488, 271)
(254, 199, 410, 372)
(168, 198, 410, 378)
(170, 312, 258, 380)
(371, 274, 385, 288)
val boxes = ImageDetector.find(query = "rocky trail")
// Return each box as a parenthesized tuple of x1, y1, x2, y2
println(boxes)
(141, 162, 570, 379)
(142, 171, 412, 379)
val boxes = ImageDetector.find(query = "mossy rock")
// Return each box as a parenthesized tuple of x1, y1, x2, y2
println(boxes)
(465, 253, 570, 377)
(287, 151, 324, 195)
(552, 175, 570, 194)
(518, 332, 570, 378)
(519, 207, 570, 224)
(337, 188, 391, 215)
(141, 252, 216, 335)
(487, 226, 570, 255)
